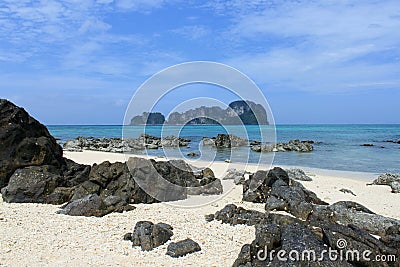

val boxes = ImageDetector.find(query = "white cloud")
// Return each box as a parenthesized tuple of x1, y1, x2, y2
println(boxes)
(206, 0, 400, 93)
(171, 25, 210, 40)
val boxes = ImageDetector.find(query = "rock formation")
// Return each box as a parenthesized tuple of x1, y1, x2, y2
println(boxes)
(372, 173, 400, 193)
(205, 167, 400, 266)
(161, 100, 268, 125)
(0, 99, 223, 217)
(63, 134, 190, 153)
(0, 99, 65, 188)
(251, 139, 314, 153)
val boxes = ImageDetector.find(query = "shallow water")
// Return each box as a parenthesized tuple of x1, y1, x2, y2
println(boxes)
(48, 124, 400, 173)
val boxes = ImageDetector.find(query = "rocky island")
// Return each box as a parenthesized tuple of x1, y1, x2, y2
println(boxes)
(130, 100, 269, 125)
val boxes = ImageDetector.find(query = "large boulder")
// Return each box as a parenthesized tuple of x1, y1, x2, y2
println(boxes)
(1, 165, 68, 204)
(1, 159, 91, 204)
(127, 157, 222, 201)
(0, 99, 65, 188)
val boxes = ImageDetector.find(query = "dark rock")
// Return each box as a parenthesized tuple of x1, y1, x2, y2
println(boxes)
(1, 165, 66, 204)
(127, 221, 173, 251)
(339, 188, 357, 196)
(252, 139, 314, 153)
(0, 99, 65, 188)
(243, 167, 327, 220)
(186, 152, 199, 157)
(373, 173, 400, 193)
(329, 201, 400, 235)
(57, 194, 135, 217)
(214, 134, 247, 148)
(63, 134, 190, 153)
(286, 168, 313, 181)
(321, 222, 397, 266)
(213, 204, 267, 226)
(123, 233, 132, 241)
(166, 238, 201, 258)
(127, 157, 222, 200)
(204, 214, 215, 222)
(361, 143, 374, 146)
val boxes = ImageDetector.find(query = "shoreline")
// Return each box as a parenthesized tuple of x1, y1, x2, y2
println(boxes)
(64, 150, 379, 181)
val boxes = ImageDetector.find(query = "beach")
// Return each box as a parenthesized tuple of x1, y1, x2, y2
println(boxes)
(1, 150, 398, 266)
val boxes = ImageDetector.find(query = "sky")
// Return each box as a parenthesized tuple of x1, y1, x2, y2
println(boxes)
(0, 0, 400, 125)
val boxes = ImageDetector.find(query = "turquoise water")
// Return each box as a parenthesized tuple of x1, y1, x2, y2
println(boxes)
(48, 125, 400, 173)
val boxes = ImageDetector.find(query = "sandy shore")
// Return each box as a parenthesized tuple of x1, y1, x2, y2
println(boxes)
(1, 150, 399, 266)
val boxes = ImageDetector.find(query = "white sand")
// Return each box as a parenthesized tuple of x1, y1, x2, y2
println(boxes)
(1, 150, 399, 266)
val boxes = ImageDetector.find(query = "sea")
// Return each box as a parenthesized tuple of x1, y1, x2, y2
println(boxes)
(48, 124, 400, 174)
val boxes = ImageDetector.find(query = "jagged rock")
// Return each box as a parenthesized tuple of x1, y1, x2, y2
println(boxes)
(166, 100, 268, 125)
(381, 226, 400, 255)
(124, 221, 173, 251)
(329, 201, 400, 236)
(57, 194, 135, 217)
(339, 188, 357, 196)
(127, 157, 222, 201)
(242, 167, 326, 220)
(213, 204, 267, 226)
(1, 165, 66, 204)
(229, 208, 398, 266)
(0, 99, 65, 188)
(166, 238, 201, 258)
(63, 134, 190, 153)
(251, 139, 314, 153)
(373, 173, 400, 193)
(286, 168, 313, 181)
(211, 204, 301, 227)
(321, 222, 397, 267)
(214, 134, 248, 148)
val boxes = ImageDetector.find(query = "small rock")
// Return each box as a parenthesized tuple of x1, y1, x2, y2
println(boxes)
(204, 214, 215, 222)
(339, 188, 357, 196)
(361, 143, 374, 147)
(166, 238, 201, 258)
(186, 152, 199, 157)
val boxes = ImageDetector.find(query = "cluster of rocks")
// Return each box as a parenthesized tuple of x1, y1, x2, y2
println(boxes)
(372, 173, 400, 193)
(123, 221, 201, 258)
(251, 139, 314, 153)
(0, 99, 223, 217)
(385, 139, 400, 144)
(202, 134, 315, 153)
(63, 134, 191, 153)
(202, 134, 248, 148)
(207, 167, 400, 266)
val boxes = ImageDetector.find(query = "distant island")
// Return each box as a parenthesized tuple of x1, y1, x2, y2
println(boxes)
(130, 100, 269, 125)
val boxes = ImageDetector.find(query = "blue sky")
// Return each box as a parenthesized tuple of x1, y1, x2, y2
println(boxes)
(1, 0, 400, 124)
